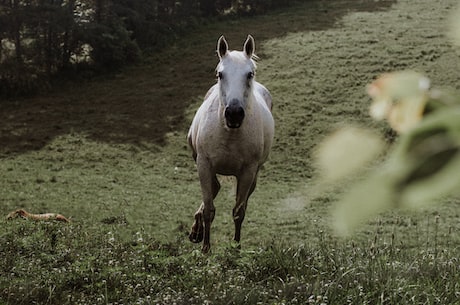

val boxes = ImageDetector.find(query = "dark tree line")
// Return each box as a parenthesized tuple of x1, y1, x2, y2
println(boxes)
(0, 0, 292, 97)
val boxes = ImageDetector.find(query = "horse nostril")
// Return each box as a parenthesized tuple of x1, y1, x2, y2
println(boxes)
(224, 104, 245, 128)
(225, 106, 244, 117)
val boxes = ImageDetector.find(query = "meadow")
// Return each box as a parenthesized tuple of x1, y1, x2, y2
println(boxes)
(1, 0, 460, 304)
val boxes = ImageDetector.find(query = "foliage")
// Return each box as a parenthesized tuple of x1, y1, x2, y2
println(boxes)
(315, 10, 460, 234)
(0, 0, 295, 97)
(317, 70, 460, 236)
(81, 19, 141, 69)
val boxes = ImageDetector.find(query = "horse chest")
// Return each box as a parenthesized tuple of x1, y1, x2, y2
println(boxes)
(198, 129, 262, 173)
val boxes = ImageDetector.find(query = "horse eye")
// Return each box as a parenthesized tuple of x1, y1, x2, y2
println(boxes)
(218, 72, 223, 80)
(247, 72, 254, 80)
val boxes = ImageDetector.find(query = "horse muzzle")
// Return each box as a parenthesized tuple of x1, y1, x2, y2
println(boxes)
(224, 102, 245, 129)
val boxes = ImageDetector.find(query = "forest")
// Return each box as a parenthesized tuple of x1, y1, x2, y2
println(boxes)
(0, 0, 292, 97)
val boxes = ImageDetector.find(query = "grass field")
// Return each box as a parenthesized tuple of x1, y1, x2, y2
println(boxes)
(1, 0, 460, 304)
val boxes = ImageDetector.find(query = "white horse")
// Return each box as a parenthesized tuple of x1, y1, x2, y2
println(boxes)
(187, 35, 275, 253)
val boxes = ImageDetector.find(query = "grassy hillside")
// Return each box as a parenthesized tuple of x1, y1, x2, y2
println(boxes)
(1, 0, 460, 304)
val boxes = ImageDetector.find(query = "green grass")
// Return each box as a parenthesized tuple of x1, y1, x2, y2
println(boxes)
(1, 217, 459, 304)
(1, 0, 460, 304)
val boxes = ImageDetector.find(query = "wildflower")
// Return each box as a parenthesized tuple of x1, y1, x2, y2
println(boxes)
(107, 231, 115, 244)
(135, 231, 143, 243)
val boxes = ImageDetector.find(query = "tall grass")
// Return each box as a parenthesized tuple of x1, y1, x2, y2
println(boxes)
(1, 216, 458, 304)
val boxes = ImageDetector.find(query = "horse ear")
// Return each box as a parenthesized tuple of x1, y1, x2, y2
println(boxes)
(244, 35, 255, 58)
(217, 35, 228, 59)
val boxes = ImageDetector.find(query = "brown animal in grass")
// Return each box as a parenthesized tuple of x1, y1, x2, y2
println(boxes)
(6, 209, 70, 223)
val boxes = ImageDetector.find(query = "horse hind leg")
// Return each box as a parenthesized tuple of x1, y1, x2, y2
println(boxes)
(189, 175, 220, 246)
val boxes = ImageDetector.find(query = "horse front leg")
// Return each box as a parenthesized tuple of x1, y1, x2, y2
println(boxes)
(189, 202, 205, 243)
(189, 157, 220, 253)
(233, 167, 258, 244)
(189, 176, 220, 245)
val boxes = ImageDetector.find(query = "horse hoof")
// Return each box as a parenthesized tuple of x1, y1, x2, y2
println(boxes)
(189, 230, 203, 243)
(201, 244, 211, 253)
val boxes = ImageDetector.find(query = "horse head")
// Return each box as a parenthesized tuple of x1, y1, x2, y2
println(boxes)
(216, 35, 257, 129)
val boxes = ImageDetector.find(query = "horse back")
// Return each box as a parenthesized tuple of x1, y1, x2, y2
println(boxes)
(254, 82, 273, 112)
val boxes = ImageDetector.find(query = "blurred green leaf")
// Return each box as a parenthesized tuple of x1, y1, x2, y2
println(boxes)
(314, 126, 385, 183)
(391, 106, 460, 208)
(333, 106, 460, 234)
